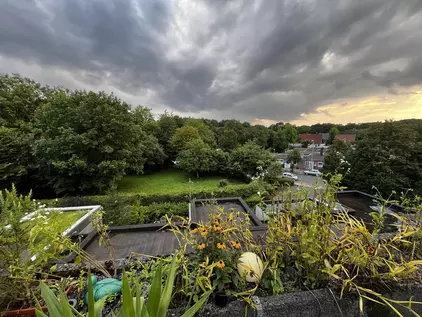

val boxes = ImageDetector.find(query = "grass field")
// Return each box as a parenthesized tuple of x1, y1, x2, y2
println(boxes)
(117, 169, 244, 194)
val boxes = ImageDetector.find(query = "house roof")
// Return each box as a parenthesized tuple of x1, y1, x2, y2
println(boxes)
(299, 133, 323, 144)
(336, 134, 356, 142)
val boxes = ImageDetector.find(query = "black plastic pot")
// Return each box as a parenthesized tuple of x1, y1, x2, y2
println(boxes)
(214, 291, 229, 307)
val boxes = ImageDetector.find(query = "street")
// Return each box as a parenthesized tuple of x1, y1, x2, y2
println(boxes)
(285, 170, 324, 188)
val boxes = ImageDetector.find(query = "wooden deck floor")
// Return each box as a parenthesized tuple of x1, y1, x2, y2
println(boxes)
(84, 231, 180, 261)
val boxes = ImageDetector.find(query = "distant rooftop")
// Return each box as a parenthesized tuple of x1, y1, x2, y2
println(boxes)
(336, 134, 356, 142)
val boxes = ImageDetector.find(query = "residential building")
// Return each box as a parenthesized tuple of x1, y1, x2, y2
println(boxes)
(336, 134, 356, 142)
(298, 147, 325, 170)
(299, 133, 323, 145)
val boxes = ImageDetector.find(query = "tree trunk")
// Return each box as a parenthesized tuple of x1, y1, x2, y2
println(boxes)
(196, 171, 199, 178)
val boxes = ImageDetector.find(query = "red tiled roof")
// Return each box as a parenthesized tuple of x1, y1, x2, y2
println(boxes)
(336, 134, 356, 142)
(299, 133, 322, 145)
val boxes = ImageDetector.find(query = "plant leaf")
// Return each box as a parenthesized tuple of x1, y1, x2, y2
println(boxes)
(147, 262, 162, 317)
(157, 256, 177, 317)
(122, 269, 136, 317)
(181, 290, 212, 317)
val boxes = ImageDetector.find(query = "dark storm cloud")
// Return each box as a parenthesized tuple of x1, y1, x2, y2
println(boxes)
(1, 0, 422, 122)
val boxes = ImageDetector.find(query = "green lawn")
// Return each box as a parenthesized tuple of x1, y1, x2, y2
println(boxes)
(117, 169, 244, 194)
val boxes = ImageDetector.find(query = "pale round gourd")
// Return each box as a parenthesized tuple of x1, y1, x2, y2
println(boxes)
(237, 252, 264, 283)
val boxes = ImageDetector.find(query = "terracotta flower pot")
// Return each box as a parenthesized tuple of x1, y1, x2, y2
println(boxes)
(1, 286, 72, 316)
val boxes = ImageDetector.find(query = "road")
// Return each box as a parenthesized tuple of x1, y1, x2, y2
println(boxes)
(284, 170, 324, 188)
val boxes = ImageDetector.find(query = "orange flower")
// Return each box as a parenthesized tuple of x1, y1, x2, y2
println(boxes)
(217, 242, 226, 249)
(213, 224, 221, 232)
(200, 228, 208, 237)
(198, 243, 206, 249)
(216, 260, 225, 269)
(191, 228, 198, 234)
(231, 241, 241, 249)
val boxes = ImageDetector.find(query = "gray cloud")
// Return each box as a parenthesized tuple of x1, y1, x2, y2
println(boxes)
(1, 0, 422, 122)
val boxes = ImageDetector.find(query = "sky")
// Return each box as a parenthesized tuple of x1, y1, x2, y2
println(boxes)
(1, 0, 422, 126)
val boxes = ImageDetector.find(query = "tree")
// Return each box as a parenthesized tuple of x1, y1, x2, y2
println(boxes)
(185, 118, 216, 148)
(0, 74, 53, 127)
(0, 126, 34, 186)
(157, 111, 184, 160)
(228, 141, 276, 180)
(170, 125, 201, 155)
(33, 90, 147, 194)
(177, 139, 211, 178)
(249, 125, 270, 148)
(219, 129, 238, 151)
(131, 107, 166, 170)
(282, 124, 298, 144)
(287, 149, 302, 171)
(272, 129, 288, 152)
(297, 125, 311, 134)
(344, 121, 422, 197)
(322, 139, 350, 175)
(328, 126, 340, 144)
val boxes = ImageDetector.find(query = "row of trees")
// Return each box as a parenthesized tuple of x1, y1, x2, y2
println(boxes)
(0, 74, 281, 196)
(1, 74, 421, 197)
(323, 121, 422, 196)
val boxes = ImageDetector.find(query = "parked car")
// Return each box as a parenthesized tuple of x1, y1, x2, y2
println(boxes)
(304, 169, 322, 176)
(282, 172, 298, 180)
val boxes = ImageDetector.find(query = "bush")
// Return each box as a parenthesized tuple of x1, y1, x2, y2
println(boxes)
(45, 182, 260, 226)
(126, 202, 188, 225)
(218, 179, 229, 188)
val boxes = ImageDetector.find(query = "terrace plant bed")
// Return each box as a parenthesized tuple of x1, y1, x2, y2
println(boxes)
(190, 197, 263, 226)
(0, 186, 102, 314)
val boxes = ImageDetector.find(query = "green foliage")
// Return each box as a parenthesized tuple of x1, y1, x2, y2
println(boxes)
(185, 118, 216, 148)
(218, 179, 229, 188)
(35, 273, 107, 317)
(170, 125, 201, 156)
(249, 125, 270, 148)
(124, 202, 188, 225)
(0, 126, 34, 184)
(0, 186, 81, 310)
(344, 121, 422, 197)
(287, 149, 301, 167)
(168, 208, 260, 301)
(229, 142, 276, 180)
(33, 90, 150, 194)
(178, 139, 212, 178)
(36, 258, 210, 317)
(328, 126, 339, 144)
(219, 128, 238, 151)
(272, 128, 289, 153)
(322, 139, 351, 175)
(0, 74, 52, 127)
(263, 162, 285, 184)
(156, 111, 185, 160)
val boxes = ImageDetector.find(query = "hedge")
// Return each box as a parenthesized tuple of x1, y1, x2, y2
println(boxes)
(44, 178, 293, 225)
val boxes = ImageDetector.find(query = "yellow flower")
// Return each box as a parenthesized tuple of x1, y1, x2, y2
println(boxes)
(213, 224, 221, 232)
(200, 228, 208, 237)
(191, 228, 198, 234)
(217, 242, 226, 249)
(216, 260, 225, 269)
(231, 241, 241, 249)
(198, 243, 206, 249)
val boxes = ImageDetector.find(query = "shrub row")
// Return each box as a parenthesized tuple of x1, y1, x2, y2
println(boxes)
(45, 179, 293, 226)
